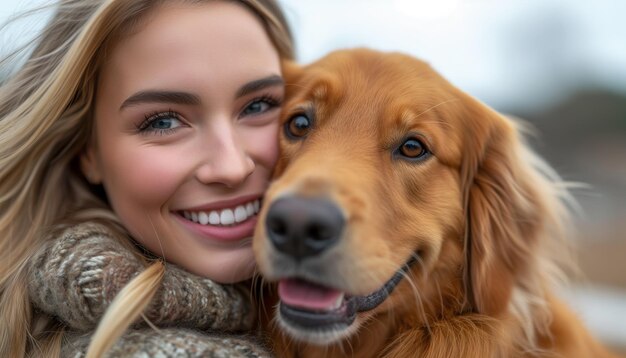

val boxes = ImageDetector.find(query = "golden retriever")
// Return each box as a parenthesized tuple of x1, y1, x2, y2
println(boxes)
(253, 49, 616, 357)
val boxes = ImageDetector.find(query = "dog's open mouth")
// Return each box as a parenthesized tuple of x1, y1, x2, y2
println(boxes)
(277, 257, 416, 333)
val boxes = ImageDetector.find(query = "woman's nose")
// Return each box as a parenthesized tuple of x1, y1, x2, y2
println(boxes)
(195, 125, 255, 188)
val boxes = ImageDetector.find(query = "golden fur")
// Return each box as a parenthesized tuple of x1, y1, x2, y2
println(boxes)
(253, 49, 617, 357)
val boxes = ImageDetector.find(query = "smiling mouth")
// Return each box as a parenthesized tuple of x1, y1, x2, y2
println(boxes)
(277, 257, 417, 336)
(179, 198, 261, 226)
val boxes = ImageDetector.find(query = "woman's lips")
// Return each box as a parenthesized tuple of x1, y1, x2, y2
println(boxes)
(174, 212, 258, 243)
(173, 195, 262, 243)
(181, 199, 261, 226)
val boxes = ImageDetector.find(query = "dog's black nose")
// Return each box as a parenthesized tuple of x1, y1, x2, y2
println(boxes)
(266, 197, 344, 260)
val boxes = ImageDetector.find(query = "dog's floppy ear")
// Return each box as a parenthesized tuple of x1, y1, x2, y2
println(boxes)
(461, 101, 546, 317)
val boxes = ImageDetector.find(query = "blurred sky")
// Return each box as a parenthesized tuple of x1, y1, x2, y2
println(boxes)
(278, 0, 626, 111)
(1, 0, 625, 111)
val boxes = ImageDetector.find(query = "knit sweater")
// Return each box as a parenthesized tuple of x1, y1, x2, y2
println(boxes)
(28, 222, 271, 357)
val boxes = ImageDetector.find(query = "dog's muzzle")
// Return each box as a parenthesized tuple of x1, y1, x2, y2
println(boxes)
(262, 195, 416, 342)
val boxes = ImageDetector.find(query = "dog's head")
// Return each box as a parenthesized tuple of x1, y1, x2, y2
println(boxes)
(254, 49, 557, 346)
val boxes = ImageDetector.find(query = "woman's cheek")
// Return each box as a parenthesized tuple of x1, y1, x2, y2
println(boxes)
(243, 122, 280, 169)
(103, 144, 189, 206)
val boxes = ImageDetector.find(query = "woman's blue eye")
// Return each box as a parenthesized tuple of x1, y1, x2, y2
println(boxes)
(139, 111, 184, 134)
(150, 117, 181, 130)
(241, 98, 278, 117)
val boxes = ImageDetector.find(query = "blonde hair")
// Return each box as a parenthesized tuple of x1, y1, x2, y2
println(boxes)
(0, 0, 293, 356)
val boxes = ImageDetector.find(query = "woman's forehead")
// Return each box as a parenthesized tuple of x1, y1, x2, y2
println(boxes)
(97, 1, 282, 107)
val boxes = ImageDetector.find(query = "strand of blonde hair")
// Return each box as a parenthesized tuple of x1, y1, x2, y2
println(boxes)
(86, 261, 165, 358)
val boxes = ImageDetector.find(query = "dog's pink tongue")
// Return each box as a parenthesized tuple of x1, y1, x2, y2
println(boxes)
(278, 278, 343, 311)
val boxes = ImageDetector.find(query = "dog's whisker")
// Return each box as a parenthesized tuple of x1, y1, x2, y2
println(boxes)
(282, 328, 293, 354)
(414, 98, 460, 119)
(434, 278, 445, 319)
(338, 338, 348, 357)
(413, 254, 431, 287)
(250, 269, 267, 323)
(401, 270, 432, 336)
(345, 330, 355, 356)
(408, 254, 435, 333)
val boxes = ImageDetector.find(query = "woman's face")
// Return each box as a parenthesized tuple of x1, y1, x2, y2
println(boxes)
(83, 2, 283, 283)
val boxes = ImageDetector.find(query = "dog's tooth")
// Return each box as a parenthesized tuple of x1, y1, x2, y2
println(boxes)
(253, 199, 260, 213)
(198, 212, 209, 225)
(245, 202, 255, 216)
(183, 211, 191, 220)
(191, 212, 199, 223)
(220, 208, 235, 225)
(234, 205, 247, 223)
(331, 294, 345, 310)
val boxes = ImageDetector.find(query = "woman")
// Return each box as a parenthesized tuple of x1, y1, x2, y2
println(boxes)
(0, 0, 293, 356)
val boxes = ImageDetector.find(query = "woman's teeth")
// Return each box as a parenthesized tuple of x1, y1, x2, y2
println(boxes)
(182, 199, 261, 226)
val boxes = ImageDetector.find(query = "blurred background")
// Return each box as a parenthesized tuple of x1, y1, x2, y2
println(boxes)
(2, 0, 625, 353)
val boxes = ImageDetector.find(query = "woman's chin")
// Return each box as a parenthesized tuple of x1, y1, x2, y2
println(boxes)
(183, 244, 256, 284)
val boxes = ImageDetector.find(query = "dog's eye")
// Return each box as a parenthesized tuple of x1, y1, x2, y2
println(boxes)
(398, 138, 429, 159)
(285, 114, 311, 139)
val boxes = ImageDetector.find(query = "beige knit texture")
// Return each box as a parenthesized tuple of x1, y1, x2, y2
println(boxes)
(28, 222, 270, 357)
(61, 329, 270, 357)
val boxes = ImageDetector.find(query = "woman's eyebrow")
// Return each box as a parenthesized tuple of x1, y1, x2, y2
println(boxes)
(235, 74, 284, 98)
(119, 75, 283, 110)
(120, 90, 201, 110)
